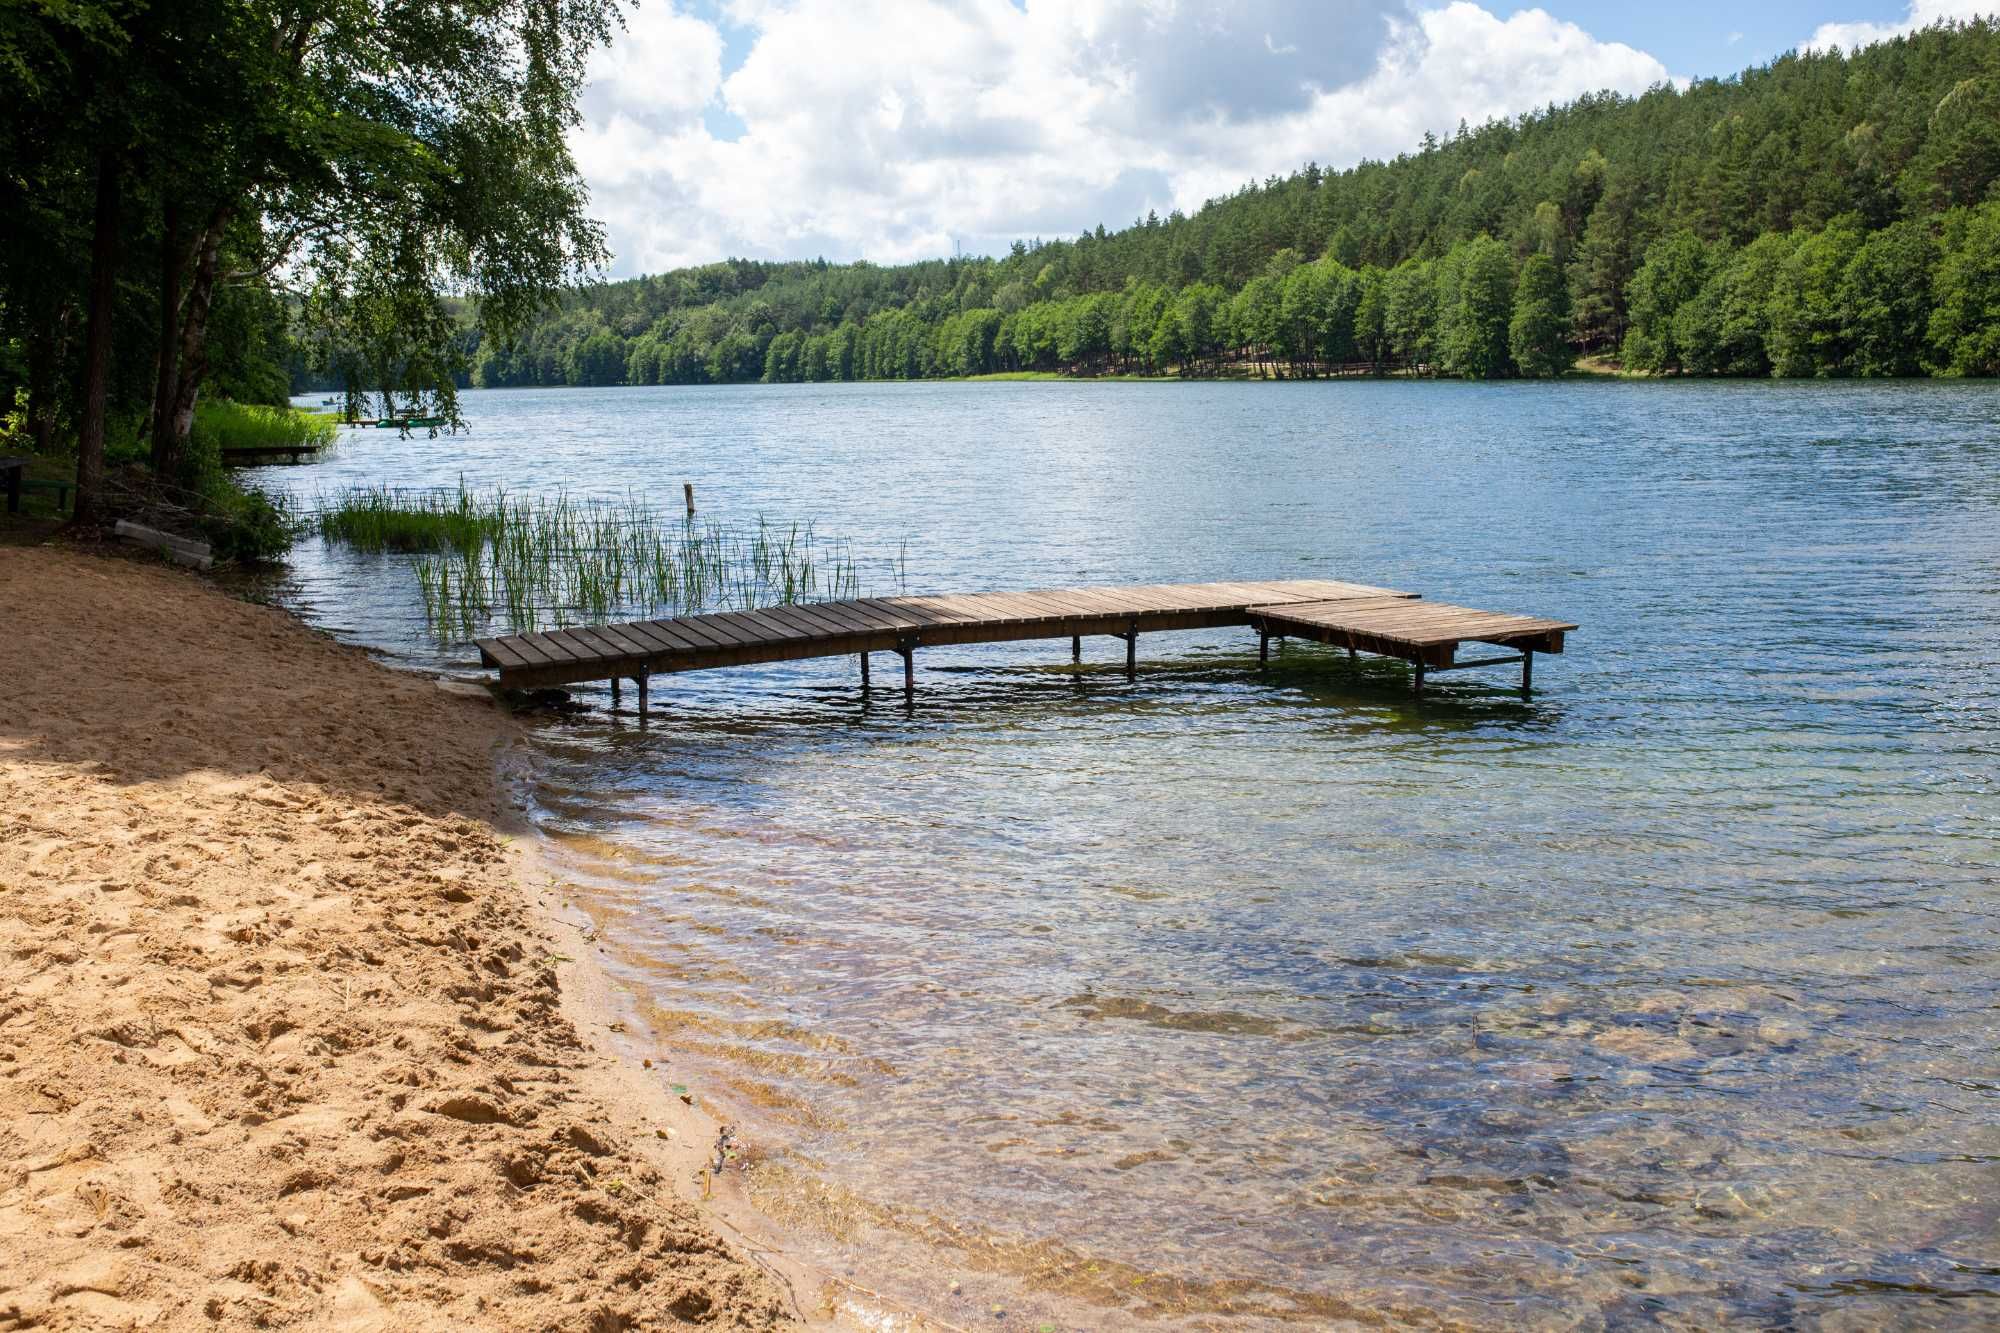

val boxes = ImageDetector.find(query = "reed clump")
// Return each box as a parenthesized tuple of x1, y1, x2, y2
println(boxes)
(315, 484, 866, 640)
(316, 482, 502, 554)
(190, 400, 338, 454)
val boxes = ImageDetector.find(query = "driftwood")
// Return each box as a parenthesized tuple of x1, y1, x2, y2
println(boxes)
(114, 519, 213, 570)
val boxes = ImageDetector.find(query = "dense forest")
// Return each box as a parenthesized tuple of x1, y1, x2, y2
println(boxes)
(0, 0, 615, 533)
(475, 18, 2000, 388)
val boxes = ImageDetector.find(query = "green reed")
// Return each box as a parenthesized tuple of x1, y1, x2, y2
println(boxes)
(322, 485, 867, 641)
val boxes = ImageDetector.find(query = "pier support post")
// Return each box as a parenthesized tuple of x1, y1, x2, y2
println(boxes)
(635, 668, 650, 721)
(1124, 620, 1137, 679)
(1521, 648, 1534, 695)
(1258, 631, 1270, 669)
(610, 676, 620, 709)
(1412, 660, 1425, 697)
(896, 637, 915, 700)
(1072, 634, 1081, 664)
(860, 652, 870, 690)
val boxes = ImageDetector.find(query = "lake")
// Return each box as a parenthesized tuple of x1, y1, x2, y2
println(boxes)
(263, 380, 1999, 1326)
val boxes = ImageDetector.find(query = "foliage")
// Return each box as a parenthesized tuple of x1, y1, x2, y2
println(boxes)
(189, 401, 337, 456)
(314, 485, 867, 640)
(0, 0, 622, 520)
(1927, 199, 2000, 375)
(470, 18, 2000, 385)
(199, 483, 298, 564)
(316, 484, 504, 554)
(1509, 254, 1572, 377)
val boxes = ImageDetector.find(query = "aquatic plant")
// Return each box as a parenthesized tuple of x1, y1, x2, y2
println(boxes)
(316, 481, 500, 553)
(319, 484, 867, 641)
(189, 401, 338, 455)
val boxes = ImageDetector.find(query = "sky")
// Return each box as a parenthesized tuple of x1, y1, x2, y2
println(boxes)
(572, 0, 1998, 277)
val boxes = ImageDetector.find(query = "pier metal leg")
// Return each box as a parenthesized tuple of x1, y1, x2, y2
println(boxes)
(635, 669, 650, 721)
(860, 652, 870, 690)
(898, 643, 914, 699)
(1072, 634, 1081, 664)
(610, 676, 620, 709)
(1124, 621, 1137, 679)
(1258, 632, 1270, 669)
(1412, 660, 1425, 697)
(1521, 648, 1534, 695)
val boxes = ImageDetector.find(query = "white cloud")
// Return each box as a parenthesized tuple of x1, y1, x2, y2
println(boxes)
(1804, 0, 1996, 53)
(582, 3, 723, 121)
(572, 1, 1673, 276)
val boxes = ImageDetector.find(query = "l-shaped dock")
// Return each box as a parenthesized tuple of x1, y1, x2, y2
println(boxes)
(475, 578, 1575, 708)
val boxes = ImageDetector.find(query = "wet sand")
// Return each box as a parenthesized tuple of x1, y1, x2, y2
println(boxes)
(0, 544, 815, 1329)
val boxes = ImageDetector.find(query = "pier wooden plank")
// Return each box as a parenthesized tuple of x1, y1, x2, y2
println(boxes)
(520, 631, 581, 666)
(567, 627, 637, 662)
(475, 635, 531, 670)
(728, 607, 822, 643)
(612, 621, 688, 658)
(844, 597, 934, 627)
(667, 616, 740, 650)
(474, 578, 1571, 693)
(1250, 598, 1577, 668)
(634, 619, 711, 654)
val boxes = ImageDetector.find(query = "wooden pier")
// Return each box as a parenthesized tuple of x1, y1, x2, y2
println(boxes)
(475, 578, 1575, 707)
(218, 444, 323, 467)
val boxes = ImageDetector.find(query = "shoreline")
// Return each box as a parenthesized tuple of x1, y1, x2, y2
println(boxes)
(0, 540, 954, 1329)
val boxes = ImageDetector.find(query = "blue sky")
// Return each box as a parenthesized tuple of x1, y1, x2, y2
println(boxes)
(573, 1, 1994, 275)
(1528, 1, 1912, 74)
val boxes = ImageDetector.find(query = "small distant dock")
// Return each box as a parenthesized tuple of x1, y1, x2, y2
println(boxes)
(476, 579, 1575, 707)
(219, 445, 322, 467)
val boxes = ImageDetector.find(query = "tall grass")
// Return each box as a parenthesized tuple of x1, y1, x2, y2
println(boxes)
(315, 484, 871, 641)
(189, 400, 338, 454)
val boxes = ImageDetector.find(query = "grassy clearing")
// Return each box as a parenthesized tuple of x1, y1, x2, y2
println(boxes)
(189, 400, 338, 454)
(315, 483, 872, 640)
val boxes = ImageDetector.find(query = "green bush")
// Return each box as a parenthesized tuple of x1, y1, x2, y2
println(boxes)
(173, 400, 321, 563)
(199, 482, 300, 564)
(188, 399, 337, 455)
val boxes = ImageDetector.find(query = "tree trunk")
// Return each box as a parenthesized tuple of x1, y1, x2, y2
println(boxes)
(74, 150, 121, 527)
(149, 200, 183, 475)
(167, 206, 230, 455)
(24, 307, 72, 456)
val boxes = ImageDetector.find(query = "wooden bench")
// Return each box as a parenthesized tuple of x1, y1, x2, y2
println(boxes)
(20, 478, 71, 511)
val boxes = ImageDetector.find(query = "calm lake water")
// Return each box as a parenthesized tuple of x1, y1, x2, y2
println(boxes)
(264, 381, 1999, 1327)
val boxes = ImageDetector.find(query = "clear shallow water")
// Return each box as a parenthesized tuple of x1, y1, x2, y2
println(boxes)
(266, 382, 2000, 1326)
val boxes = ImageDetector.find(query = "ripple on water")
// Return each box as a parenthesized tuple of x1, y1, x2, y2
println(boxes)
(261, 380, 2000, 1326)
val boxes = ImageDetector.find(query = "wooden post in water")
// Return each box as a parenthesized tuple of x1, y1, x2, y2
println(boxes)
(1258, 631, 1270, 669)
(860, 652, 870, 690)
(1521, 649, 1534, 694)
(684, 482, 695, 516)
(610, 676, 620, 709)
(1412, 660, 1425, 697)
(1125, 620, 1137, 679)
(636, 669, 650, 719)
(898, 643, 914, 699)
(1071, 634, 1081, 664)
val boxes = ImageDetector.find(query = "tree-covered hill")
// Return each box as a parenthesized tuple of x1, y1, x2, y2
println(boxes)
(476, 19, 2000, 388)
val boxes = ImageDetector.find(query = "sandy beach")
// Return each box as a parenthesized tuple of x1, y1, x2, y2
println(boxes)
(0, 543, 809, 1329)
